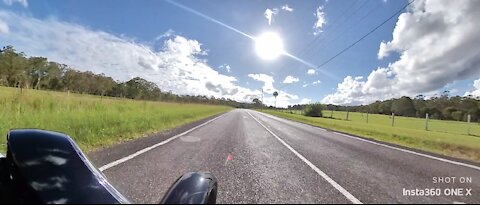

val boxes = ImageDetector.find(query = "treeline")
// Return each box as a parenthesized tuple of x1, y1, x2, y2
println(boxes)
(0, 45, 253, 108)
(287, 93, 480, 122)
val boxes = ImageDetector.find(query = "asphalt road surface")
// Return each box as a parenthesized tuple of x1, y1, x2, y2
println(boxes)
(89, 109, 480, 204)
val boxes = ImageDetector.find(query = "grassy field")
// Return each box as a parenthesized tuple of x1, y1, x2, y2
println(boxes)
(261, 109, 480, 163)
(0, 86, 231, 153)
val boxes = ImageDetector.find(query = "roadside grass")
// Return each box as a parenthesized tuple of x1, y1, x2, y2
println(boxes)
(260, 109, 480, 163)
(0, 86, 231, 153)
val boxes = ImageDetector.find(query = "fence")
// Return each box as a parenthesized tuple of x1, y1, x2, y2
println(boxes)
(282, 109, 480, 136)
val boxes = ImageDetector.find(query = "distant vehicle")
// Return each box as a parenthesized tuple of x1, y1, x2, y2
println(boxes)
(0, 129, 218, 204)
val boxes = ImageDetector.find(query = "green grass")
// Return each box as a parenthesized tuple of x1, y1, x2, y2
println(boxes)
(0, 86, 231, 153)
(261, 109, 480, 163)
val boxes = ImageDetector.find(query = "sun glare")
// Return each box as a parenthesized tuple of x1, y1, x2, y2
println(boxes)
(255, 32, 284, 60)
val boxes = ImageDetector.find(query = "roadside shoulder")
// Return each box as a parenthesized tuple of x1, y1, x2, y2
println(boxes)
(255, 110, 480, 169)
(88, 112, 227, 167)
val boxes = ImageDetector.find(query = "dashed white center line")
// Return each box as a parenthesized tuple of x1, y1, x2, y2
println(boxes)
(247, 111, 362, 204)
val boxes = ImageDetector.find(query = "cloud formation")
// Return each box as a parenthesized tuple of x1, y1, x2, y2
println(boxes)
(264, 8, 278, 25)
(248, 73, 299, 107)
(307, 69, 316, 75)
(323, 0, 480, 105)
(3, 0, 27, 7)
(464, 79, 480, 97)
(0, 11, 262, 103)
(219, 64, 231, 73)
(300, 98, 311, 104)
(282, 4, 293, 12)
(313, 5, 326, 35)
(283, 75, 299, 84)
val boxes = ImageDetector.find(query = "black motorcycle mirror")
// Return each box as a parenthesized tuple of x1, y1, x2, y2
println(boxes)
(161, 172, 218, 204)
(0, 129, 218, 204)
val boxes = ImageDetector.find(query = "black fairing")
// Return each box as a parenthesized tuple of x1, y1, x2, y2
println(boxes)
(4, 129, 130, 204)
(160, 172, 218, 204)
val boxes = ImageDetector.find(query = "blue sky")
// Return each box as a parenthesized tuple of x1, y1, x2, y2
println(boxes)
(1, 0, 480, 107)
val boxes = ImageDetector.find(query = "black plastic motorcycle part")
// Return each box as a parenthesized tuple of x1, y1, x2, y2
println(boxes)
(160, 172, 218, 204)
(4, 129, 130, 204)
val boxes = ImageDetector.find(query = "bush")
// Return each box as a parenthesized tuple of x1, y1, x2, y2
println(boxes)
(304, 103, 323, 117)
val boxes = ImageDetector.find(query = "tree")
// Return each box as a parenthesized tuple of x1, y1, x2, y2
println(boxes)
(28, 57, 49, 89)
(391, 97, 416, 117)
(451, 111, 464, 121)
(304, 103, 323, 117)
(0, 46, 28, 89)
(252, 98, 263, 108)
(378, 100, 392, 114)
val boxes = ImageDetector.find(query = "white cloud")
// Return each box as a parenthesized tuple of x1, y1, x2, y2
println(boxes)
(219, 64, 231, 73)
(323, 0, 480, 105)
(312, 80, 321, 85)
(248, 73, 274, 91)
(464, 79, 480, 97)
(283, 75, 299, 84)
(302, 84, 308, 88)
(313, 6, 326, 35)
(307, 69, 316, 75)
(154, 29, 175, 41)
(3, 0, 27, 7)
(248, 73, 299, 107)
(299, 98, 311, 104)
(264, 8, 278, 25)
(282, 4, 293, 12)
(0, 19, 8, 33)
(0, 11, 263, 103)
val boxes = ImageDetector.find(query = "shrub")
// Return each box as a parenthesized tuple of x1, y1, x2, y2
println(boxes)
(304, 103, 323, 117)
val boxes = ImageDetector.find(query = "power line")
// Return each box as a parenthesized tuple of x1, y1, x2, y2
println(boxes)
(302, 0, 377, 61)
(275, 0, 415, 93)
(315, 0, 416, 69)
(275, 0, 360, 78)
(297, 0, 361, 60)
(301, 0, 382, 62)
(276, 0, 377, 87)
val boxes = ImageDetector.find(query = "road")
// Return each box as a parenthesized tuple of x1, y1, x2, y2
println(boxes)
(89, 109, 480, 204)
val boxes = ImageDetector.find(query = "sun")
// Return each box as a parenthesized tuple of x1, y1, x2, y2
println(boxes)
(255, 32, 284, 60)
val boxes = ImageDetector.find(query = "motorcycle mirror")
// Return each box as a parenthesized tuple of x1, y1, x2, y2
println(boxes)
(160, 172, 218, 204)
(3, 129, 130, 204)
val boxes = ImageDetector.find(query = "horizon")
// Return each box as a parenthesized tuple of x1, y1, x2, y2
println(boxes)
(1, 0, 479, 107)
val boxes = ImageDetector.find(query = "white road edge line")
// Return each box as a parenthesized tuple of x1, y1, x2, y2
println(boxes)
(99, 113, 226, 172)
(247, 111, 362, 204)
(255, 111, 480, 171)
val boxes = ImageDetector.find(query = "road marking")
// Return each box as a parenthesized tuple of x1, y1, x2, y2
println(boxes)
(256, 112, 327, 131)
(255, 111, 480, 171)
(99, 113, 226, 172)
(247, 111, 362, 204)
(225, 154, 234, 166)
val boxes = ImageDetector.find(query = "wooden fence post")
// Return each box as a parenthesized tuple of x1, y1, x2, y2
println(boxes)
(391, 113, 395, 127)
(425, 113, 429, 131)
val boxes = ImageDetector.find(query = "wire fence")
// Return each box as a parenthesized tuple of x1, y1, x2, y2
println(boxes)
(278, 109, 480, 137)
